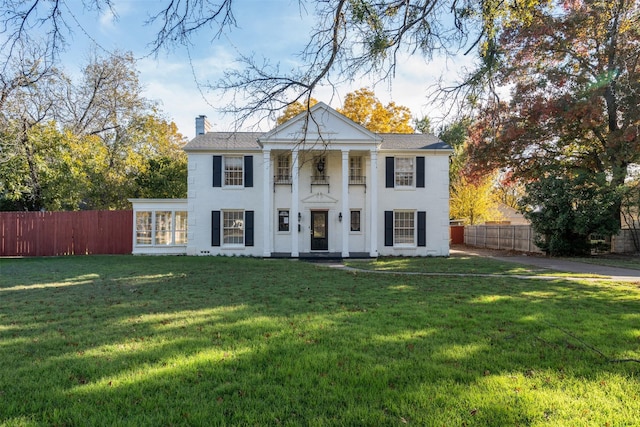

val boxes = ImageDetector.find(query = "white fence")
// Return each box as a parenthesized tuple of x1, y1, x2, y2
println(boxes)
(465, 225, 640, 254)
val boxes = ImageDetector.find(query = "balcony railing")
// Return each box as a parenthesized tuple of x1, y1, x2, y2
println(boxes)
(274, 175, 292, 185)
(349, 175, 366, 185)
(311, 175, 329, 185)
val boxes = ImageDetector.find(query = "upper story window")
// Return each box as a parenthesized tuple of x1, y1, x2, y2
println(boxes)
(213, 155, 253, 188)
(224, 156, 244, 186)
(312, 155, 328, 184)
(385, 156, 424, 189)
(275, 154, 291, 184)
(395, 157, 414, 187)
(349, 156, 365, 184)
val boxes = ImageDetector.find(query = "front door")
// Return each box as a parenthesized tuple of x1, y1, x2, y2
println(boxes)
(311, 211, 328, 250)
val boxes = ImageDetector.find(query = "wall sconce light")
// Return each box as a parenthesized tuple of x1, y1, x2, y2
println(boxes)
(298, 212, 302, 221)
(338, 212, 342, 222)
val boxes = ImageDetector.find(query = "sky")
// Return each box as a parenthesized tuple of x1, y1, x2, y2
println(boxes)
(56, 0, 476, 140)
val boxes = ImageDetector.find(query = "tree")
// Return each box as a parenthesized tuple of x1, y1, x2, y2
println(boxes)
(521, 171, 621, 256)
(338, 88, 414, 133)
(0, 48, 187, 210)
(437, 117, 471, 184)
(467, 0, 640, 252)
(276, 89, 414, 133)
(0, 1, 544, 126)
(449, 175, 502, 225)
(276, 98, 319, 125)
(414, 117, 432, 134)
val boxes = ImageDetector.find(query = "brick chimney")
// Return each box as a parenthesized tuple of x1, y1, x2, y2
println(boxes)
(195, 115, 212, 135)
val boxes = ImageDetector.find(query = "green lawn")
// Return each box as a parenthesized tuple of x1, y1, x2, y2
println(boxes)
(1, 256, 639, 426)
(344, 254, 603, 277)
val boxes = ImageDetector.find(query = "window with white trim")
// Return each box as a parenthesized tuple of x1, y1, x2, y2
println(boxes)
(136, 211, 152, 245)
(135, 210, 188, 246)
(223, 210, 244, 245)
(174, 211, 188, 244)
(224, 156, 244, 186)
(275, 154, 291, 184)
(278, 210, 290, 232)
(312, 155, 328, 184)
(349, 156, 364, 184)
(394, 211, 415, 245)
(155, 211, 173, 245)
(350, 210, 361, 232)
(395, 157, 414, 187)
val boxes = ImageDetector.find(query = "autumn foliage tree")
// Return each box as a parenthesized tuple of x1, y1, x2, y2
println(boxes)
(276, 89, 414, 133)
(337, 88, 414, 133)
(0, 50, 187, 211)
(467, 0, 640, 254)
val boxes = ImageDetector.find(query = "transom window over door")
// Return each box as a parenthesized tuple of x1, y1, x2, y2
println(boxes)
(395, 157, 414, 187)
(224, 156, 244, 186)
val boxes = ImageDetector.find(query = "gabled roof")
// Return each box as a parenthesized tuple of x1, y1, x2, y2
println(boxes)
(260, 102, 382, 144)
(184, 132, 261, 151)
(380, 133, 451, 150)
(183, 102, 452, 152)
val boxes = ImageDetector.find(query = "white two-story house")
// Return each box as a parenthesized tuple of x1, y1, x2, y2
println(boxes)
(130, 102, 452, 257)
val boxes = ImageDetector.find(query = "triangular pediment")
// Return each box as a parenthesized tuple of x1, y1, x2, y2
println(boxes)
(259, 102, 382, 147)
(301, 192, 339, 204)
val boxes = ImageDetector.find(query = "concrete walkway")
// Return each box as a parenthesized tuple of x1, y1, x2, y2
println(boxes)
(452, 246, 640, 282)
(316, 247, 640, 282)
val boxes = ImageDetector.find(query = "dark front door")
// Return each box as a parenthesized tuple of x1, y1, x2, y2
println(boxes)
(311, 211, 328, 250)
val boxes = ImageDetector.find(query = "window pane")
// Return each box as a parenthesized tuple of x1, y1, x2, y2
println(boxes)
(394, 211, 415, 245)
(223, 211, 244, 245)
(278, 210, 290, 232)
(155, 211, 172, 245)
(395, 157, 414, 187)
(349, 156, 364, 184)
(136, 211, 152, 245)
(276, 154, 291, 183)
(224, 156, 244, 186)
(350, 210, 361, 232)
(175, 211, 188, 244)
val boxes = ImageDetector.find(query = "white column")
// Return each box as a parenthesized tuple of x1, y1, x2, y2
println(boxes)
(291, 147, 300, 257)
(369, 150, 378, 257)
(341, 149, 350, 257)
(262, 150, 272, 257)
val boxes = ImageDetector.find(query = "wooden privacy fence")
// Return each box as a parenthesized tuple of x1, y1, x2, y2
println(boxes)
(464, 225, 544, 254)
(0, 210, 132, 256)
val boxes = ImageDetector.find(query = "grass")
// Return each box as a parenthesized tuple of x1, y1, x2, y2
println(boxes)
(0, 255, 639, 426)
(344, 255, 604, 278)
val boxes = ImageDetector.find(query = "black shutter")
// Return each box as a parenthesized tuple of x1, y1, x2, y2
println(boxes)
(417, 211, 426, 247)
(385, 157, 394, 188)
(416, 156, 425, 188)
(212, 156, 222, 187)
(244, 156, 253, 187)
(384, 211, 393, 246)
(212, 211, 221, 246)
(245, 211, 254, 246)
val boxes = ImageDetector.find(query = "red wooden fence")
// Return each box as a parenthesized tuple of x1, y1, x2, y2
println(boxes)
(0, 210, 133, 256)
(450, 225, 465, 245)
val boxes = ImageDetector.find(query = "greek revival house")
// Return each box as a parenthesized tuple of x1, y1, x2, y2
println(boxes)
(130, 102, 452, 257)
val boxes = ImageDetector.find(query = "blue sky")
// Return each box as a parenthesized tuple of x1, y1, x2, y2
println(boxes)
(58, 0, 474, 139)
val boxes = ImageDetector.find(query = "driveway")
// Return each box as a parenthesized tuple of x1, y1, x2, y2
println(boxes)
(453, 245, 640, 282)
